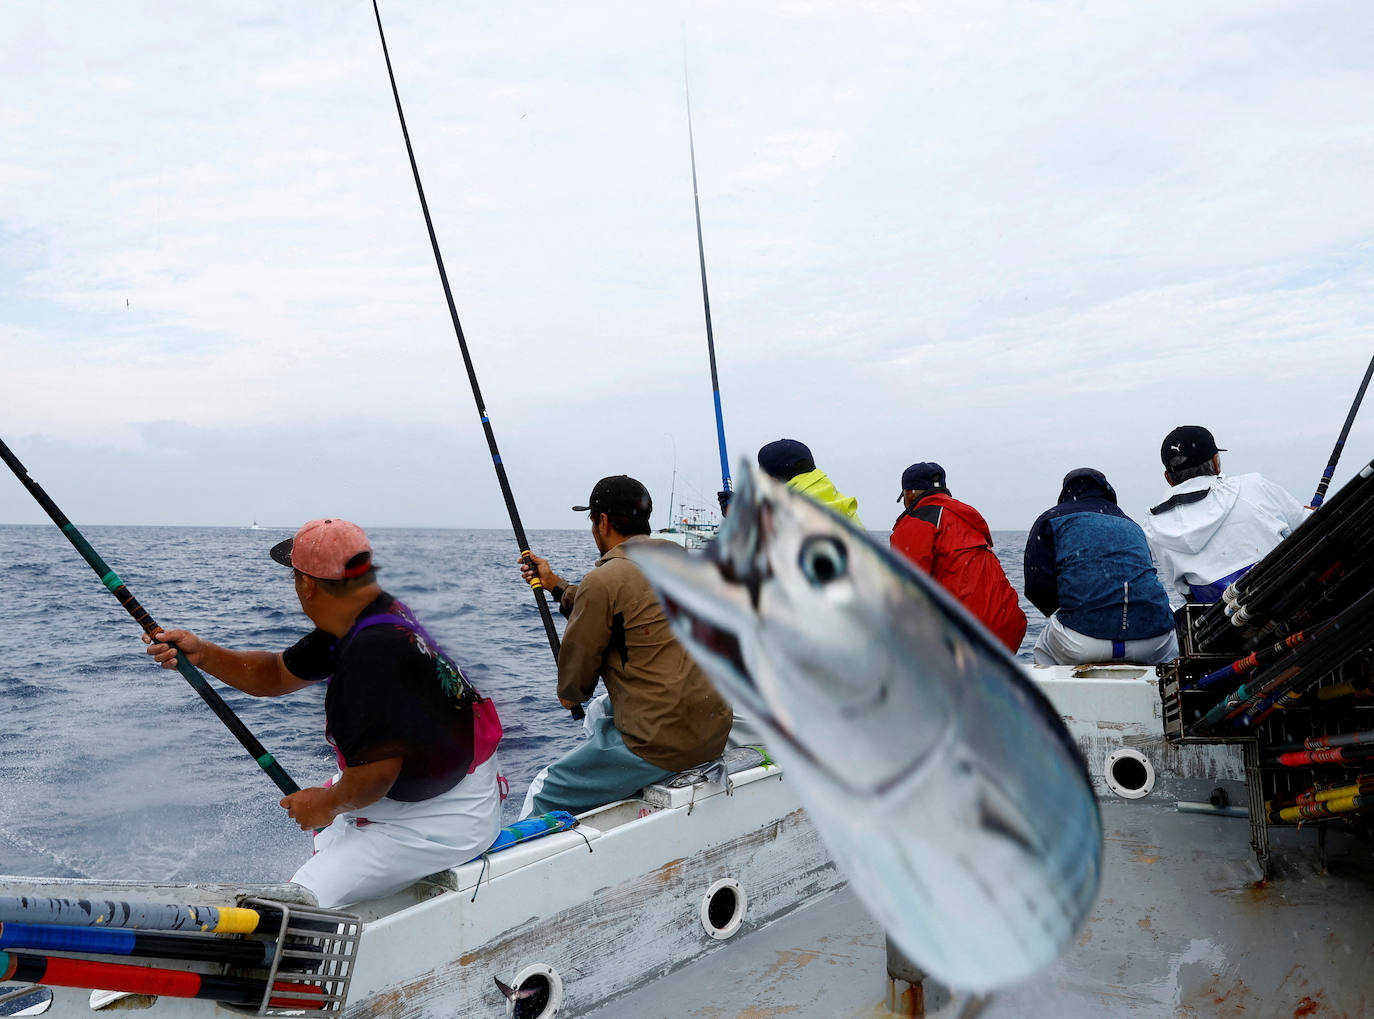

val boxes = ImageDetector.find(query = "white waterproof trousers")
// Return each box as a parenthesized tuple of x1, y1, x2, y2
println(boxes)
(291, 755, 503, 908)
(1032, 612, 1179, 667)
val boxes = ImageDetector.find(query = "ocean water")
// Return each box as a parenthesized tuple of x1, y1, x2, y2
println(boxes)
(0, 524, 1041, 885)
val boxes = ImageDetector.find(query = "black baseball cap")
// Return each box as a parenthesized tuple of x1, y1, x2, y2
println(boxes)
(573, 475, 653, 519)
(898, 462, 947, 500)
(1161, 426, 1226, 471)
(757, 439, 815, 481)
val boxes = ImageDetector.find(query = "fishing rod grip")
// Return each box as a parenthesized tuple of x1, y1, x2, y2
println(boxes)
(520, 552, 582, 721)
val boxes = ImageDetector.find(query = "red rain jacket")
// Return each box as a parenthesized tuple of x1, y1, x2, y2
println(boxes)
(890, 492, 1028, 653)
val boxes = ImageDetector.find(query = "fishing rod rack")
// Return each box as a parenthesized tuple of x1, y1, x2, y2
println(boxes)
(1160, 459, 1374, 877)
(222, 897, 361, 1016)
(0, 892, 360, 1016)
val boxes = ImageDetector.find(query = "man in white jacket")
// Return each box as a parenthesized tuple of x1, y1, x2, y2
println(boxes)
(1143, 426, 1309, 604)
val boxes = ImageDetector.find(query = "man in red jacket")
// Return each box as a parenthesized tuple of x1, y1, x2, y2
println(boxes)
(890, 462, 1028, 654)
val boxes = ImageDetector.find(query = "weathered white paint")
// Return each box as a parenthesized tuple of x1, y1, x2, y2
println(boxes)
(1, 669, 1255, 1017)
(5, 763, 842, 1017)
(1027, 663, 1245, 799)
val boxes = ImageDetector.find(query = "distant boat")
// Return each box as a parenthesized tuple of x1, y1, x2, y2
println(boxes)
(656, 505, 719, 551)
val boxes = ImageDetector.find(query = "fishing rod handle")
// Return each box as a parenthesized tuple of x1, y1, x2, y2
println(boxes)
(518, 551, 585, 721)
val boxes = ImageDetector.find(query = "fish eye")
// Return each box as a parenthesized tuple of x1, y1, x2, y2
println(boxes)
(798, 536, 848, 586)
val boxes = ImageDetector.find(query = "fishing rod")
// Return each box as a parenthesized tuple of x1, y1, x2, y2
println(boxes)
(1196, 460, 1374, 648)
(1269, 794, 1371, 824)
(1265, 774, 1374, 816)
(0, 921, 278, 968)
(1190, 587, 1374, 732)
(1270, 729, 1374, 755)
(1188, 630, 1311, 690)
(1198, 460, 1373, 637)
(1310, 353, 1374, 508)
(1236, 602, 1374, 729)
(0, 950, 325, 1010)
(0, 438, 300, 796)
(369, 1, 581, 720)
(683, 53, 732, 504)
(0, 894, 260, 932)
(1271, 744, 1374, 768)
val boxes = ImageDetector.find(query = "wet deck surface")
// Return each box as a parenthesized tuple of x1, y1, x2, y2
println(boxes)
(587, 801, 1374, 1018)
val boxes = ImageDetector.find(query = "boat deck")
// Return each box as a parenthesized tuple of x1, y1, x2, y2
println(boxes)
(589, 798, 1374, 1018)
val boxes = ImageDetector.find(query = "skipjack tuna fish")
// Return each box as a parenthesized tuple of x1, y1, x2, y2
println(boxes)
(627, 464, 1102, 991)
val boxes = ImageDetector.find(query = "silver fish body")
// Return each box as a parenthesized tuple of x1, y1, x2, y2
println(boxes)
(627, 464, 1102, 991)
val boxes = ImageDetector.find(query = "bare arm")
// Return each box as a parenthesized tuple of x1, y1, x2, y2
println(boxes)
(143, 629, 312, 697)
(278, 757, 403, 831)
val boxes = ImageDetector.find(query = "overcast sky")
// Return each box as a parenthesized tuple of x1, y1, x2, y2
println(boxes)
(3, 1, 1372, 536)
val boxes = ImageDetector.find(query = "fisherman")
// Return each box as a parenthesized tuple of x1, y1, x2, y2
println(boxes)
(1143, 425, 1309, 603)
(1024, 468, 1178, 665)
(143, 518, 501, 908)
(734, 438, 863, 525)
(518, 475, 733, 817)
(890, 462, 1027, 654)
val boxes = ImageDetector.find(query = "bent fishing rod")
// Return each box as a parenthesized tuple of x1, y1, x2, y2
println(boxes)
(369, 1, 581, 720)
(1311, 352, 1374, 508)
(0, 437, 299, 796)
(683, 55, 732, 502)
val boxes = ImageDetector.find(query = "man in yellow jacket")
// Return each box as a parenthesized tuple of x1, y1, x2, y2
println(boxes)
(755, 438, 863, 526)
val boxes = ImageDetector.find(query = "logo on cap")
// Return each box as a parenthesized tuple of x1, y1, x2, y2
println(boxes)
(1160, 426, 1225, 472)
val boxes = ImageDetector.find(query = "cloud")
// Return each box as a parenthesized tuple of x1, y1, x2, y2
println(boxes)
(2, 0, 1372, 529)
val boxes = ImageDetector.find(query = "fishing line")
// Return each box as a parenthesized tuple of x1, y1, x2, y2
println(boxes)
(683, 42, 732, 499)
(0, 437, 300, 796)
(369, 1, 581, 720)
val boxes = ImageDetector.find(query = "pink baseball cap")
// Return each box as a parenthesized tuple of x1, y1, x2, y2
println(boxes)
(269, 518, 375, 580)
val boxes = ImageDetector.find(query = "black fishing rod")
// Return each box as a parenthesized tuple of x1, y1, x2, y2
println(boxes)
(1196, 460, 1374, 648)
(1222, 493, 1374, 644)
(369, 1, 581, 720)
(683, 55, 732, 505)
(0, 438, 299, 796)
(1310, 353, 1374, 508)
(1192, 586, 1374, 732)
(1233, 589, 1374, 728)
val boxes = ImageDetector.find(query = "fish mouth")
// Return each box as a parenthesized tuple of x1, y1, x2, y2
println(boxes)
(656, 589, 754, 693)
(629, 535, 770, 721)
(629, 465, 776, 711)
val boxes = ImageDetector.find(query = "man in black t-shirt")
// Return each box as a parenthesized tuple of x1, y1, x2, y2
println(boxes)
(144, 518, 502, 907)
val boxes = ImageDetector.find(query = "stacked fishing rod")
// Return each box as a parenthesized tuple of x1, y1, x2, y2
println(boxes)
(1165, 457, 1374, 843)
(0, 893, 359, 1015)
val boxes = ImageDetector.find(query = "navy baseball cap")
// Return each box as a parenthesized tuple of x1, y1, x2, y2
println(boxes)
(757, 439, 815, 481)
(1059, 467, 1118, 504)
(898, 462, 947, 500)
(1161, 426, 1225, 471)
(573, 475, 652, 519)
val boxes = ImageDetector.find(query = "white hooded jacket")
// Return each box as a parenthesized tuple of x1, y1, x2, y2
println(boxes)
(1142, 472, 1308, 602)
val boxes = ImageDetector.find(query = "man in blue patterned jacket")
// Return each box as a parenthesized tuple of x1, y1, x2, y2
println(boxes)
(1023, 468, 1178, 666)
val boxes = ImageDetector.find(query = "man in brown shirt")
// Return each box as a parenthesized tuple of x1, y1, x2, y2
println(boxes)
(518, 475, 733, 817)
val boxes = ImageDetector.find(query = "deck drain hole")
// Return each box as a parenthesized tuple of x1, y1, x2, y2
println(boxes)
(1105, 747, 1155, 799)
(701, 878, 746, 940)
(505, 964, 562, 1019)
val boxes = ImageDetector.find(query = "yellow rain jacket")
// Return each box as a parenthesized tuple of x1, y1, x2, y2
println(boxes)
(788, 468, 863, 527)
